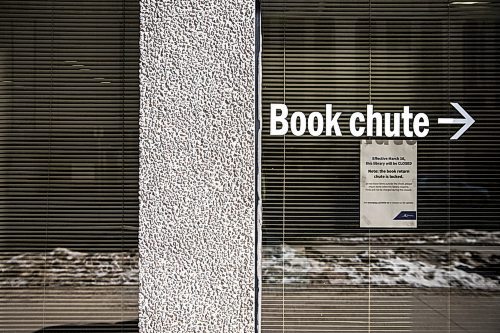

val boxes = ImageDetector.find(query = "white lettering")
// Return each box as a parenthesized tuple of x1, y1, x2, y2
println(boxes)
(290, 112, 307, 136)
(414, 113, 429, 138)
(270, 104, 288, 135)
(367, 104, 383, 137)
(350, 112, 365, 137)
(325, 104, 342, 136)
(308, 112, 324, 136)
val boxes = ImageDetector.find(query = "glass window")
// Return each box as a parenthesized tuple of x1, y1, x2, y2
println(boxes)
(0, 1, 139, 331)
(261, 1, 500, 331)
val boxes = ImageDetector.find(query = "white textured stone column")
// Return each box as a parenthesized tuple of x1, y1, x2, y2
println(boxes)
(139, 1, 256, 332)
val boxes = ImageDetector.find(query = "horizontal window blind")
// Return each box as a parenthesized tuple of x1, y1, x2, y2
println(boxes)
(261, 1, 500, 332)
(0, 1, 139, 332)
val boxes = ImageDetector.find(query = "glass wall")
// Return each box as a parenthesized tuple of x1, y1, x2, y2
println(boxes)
(261, 1, 500, 332)
(0, 1, 139, 331)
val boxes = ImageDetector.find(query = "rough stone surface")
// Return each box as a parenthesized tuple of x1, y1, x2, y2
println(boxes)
(139, 1, 255, 332)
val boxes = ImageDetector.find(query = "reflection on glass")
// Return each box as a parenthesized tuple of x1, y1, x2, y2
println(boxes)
(0, 1, 139, 332)
(261, 1, 500, 332)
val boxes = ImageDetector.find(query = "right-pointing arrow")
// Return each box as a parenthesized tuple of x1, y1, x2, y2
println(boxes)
(438, 102, 475, 140)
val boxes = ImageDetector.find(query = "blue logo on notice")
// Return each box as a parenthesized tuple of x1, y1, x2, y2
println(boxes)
(394, 211, 416, 220)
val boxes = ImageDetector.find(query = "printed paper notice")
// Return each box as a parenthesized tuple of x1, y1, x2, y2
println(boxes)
(360, 140, 417, 228)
